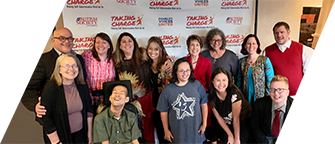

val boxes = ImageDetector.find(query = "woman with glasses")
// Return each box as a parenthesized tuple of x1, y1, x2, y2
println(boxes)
(157, 58, 208, 144)
(41, 54, 93, 144)
(237, 34, 274, 106)
(208, 68, 252, 144)
(81, 32, 116, 114)
(200, 28, 238, 82)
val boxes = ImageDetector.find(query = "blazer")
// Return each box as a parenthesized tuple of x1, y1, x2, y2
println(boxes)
(41, 79, 93, 143)
(21, 48, 86, 112)
(250, 96, 293, 143)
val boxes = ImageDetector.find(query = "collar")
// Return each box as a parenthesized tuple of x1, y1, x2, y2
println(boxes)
(276, 39, 292, 52)
(108, 107, 125, 120)
(272, 102, 286, 113)
(53, 47, 77, 56)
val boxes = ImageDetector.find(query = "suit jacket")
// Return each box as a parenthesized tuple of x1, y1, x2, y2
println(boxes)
(21, 48, 86, 112)
(250, 96, 293, 143)
(41, 79, 93, 143)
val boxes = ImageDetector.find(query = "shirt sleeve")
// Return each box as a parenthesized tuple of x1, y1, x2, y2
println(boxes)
(265, 58, 274, 95)
(131, 115, 141, 141)
(93, 114, 109, 143)
(156, 86, 169, 112)
(302, 45, 320, 96)
(198, 81, 208, 104)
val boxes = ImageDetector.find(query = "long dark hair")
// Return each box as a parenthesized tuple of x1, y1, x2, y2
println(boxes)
(146, 36, 168, 71)
(113, 32, 145, 69)
(170, 58, 195, 84)
(208, 68, 243, 108)
(91, 32, 114, 62)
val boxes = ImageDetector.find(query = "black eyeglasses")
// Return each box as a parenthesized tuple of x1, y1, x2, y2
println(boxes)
(270, 88, 288, 93)
(210, 39, 222, 43)
(54, 36, 74, 42)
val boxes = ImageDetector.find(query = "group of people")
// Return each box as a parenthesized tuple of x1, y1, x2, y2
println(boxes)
(21, 21, 313, 144)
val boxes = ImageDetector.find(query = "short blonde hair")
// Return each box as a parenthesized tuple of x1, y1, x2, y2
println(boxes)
(271, 75, 289, 87)
(51, 54, 86, 86)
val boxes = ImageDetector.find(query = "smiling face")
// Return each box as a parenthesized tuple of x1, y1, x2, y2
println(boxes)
(210, 34, 223, 51)
(109, 85, 129, 107)
(59, 57, 78, 84)
(212, 73, 229, 93)
(147, 42, 160, 61)
(188, 40, 201, 57)
(95, 36, 110, 56)
(176, 62, 191, 83)
(245, 37, 258, 55)
(52, 28, 74, 54)
(120, 36, 134, 56)
(270, 81, 289, 105)
(273, 25, 291, 45)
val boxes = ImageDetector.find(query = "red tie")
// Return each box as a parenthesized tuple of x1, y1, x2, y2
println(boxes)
(272, 110, 281, 137)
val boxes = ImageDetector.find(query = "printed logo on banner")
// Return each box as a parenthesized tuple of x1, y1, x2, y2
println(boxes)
(111, 15, 145, 30)
(73, 37, 94, 51)
(226, 17, 243, 25)
(149, 0, 181, 10)
(225, 33, 247, 46)
(158, 17, 173, 26)
(76, 17, 98, 26)
(156, 35, 181, 48)
(116, 0, 137, 5)
(186, 15, 216, 29)
(221, 0, 249, 9)
(66, 0, 104, 8)
(194, 0, 209, 6)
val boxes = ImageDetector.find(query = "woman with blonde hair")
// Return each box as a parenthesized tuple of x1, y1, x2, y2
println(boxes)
(41, 54, 93, 144)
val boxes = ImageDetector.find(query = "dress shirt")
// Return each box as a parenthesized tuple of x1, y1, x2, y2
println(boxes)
(264, 39, 320, 101)
(271, 103, 286, 131)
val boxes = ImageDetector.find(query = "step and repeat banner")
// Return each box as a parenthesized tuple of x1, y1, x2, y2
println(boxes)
(63, 0, 254, 60)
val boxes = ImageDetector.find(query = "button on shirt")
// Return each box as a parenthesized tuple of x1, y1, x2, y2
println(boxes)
(93, 107, 141, 144)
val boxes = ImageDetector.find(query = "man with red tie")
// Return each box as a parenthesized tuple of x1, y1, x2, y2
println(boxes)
(250, 75, 293, 144)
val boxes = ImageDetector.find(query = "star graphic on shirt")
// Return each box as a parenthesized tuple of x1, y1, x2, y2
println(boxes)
(172, 92, 196, 120)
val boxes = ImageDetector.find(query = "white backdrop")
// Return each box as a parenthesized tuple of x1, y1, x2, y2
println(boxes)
(63, 0, 254, 60)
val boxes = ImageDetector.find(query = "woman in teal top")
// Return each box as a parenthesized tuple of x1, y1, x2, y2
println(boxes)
(237, 34, 274, 106)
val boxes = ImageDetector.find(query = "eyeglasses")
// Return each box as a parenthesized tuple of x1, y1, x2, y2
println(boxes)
(178, 69, 191, 74)
(60, 64, 78, 69)
(210, 39, 222, 43)
(54, 36, 74, 42)
(270, 88, 288, 93)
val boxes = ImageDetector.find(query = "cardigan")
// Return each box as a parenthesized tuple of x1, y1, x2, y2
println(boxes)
(41, 79, 93, 143)
(237, 55, 274, 103)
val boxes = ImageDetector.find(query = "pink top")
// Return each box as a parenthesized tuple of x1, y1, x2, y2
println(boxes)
(64, 82, 83, 133)
(81, 50, 116, 92)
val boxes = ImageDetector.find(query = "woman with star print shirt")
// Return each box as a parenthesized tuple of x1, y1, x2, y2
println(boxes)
(208, 68, 252, 144)
(156, 58, 208, 144)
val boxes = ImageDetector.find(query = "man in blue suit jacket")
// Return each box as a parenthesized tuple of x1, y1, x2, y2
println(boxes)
(250, 75, 293, 144)
(21, 27, 86, 116)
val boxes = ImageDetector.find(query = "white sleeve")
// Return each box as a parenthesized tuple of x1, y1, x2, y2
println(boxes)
(302, 45, 320, 96)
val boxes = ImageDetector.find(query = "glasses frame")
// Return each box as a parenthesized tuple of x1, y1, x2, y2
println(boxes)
(60, 64, 78, 70)
(270, 88, 288, 93)
(54, 36, 74, 42)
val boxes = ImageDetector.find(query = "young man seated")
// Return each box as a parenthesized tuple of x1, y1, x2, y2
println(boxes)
(250, 75, 294, 144)
(93, 80, 141, 144)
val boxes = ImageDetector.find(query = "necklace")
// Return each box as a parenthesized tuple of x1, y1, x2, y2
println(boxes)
(193, 61, 198, 64)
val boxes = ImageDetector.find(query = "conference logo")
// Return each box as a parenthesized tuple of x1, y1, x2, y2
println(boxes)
(73, 37, 94, 50)
(221, 0, 249, 9)
(186, 15, 216, 29)
(156, 34, 181, 48)
(225, 33, 246, 46)
(158, 17, 173, 26)
(194, 0, 209, 6)
(226, 17, 243, 25)
(111, 15, 145, 30)
(76, 17, 98, 26)
(66, 0, 104, 8)
(116, 0, 137, 5)
(149, 0, 181, 10)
